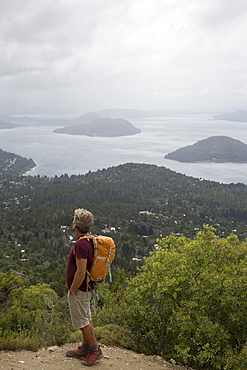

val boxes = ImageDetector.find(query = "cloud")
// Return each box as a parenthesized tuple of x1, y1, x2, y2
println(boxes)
(196, 0, 247, 28)
(0, 0, 247, 113)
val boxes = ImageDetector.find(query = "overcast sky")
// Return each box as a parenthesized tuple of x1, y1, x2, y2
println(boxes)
(1, 0, 247, 114)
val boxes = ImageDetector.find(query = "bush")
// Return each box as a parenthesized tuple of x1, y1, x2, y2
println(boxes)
(95, 324, 134, 348)
(96, 226, 247, 369)
(68, 330, 82, 343)
(122, 226, 247, 369)
(0, 332, 39, 352)
(0, 277, 72, 349)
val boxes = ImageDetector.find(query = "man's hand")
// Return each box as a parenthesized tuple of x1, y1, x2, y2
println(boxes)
(69, 289, 76, 295)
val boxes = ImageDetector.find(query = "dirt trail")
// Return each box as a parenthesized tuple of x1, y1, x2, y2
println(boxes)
(0, 343, 193, 370)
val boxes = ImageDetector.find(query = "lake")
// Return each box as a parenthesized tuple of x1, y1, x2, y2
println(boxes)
(0, 113, 247, 184)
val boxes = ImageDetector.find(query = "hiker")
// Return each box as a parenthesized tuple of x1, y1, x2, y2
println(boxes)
(66, 208, 103, 366)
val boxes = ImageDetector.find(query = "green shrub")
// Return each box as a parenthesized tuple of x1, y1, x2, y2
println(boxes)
(0, 276, 71, 349)
(121, 226, 247, 369)
(0, 332, 39, 351)
(95, 226, 247, 369)
(224, 344, 247, 370)
(95, 324, 134, 348)
(68, 330, 82, 343)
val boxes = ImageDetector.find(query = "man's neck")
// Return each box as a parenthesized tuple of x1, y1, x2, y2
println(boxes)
(76, 232, 89, 240)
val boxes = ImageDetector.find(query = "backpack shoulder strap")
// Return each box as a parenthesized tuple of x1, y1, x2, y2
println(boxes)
(72, 234, 96, 255)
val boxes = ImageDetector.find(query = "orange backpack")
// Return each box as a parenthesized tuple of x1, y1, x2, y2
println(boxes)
(79, 235, 116, 285)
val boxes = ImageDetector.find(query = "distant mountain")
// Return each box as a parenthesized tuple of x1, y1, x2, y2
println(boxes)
(0, 120, 23, 129)
(37, 109, 204, 127)
(38, 113, 107, 127)
(97, 108, 190, 118)
(38, 118, 72, 126)
(164, 136, 247, 163)
(53, 113, 141, 137)
(73, 112, 102, 124)
(214, 110, 247, 122)
(0, 114, 34, 123)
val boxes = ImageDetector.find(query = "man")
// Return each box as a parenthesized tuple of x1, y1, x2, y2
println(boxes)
(66, 208, 103, 366)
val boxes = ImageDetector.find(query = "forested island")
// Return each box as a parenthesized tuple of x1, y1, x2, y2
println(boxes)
(164, 135, 247, 162)
(53, 117, 140, 137)
(38, 112, 141, 137)
(1, 150, 247, 370)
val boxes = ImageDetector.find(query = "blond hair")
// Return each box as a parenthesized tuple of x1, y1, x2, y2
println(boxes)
(73, 208, 94, 233)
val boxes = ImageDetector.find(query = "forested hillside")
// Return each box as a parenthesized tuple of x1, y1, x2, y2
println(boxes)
(1, 151, 247, 369)
(1, 159, 247, 296)
(0, 159, 247, 295)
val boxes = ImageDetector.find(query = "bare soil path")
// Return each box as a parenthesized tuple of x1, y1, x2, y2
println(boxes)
(0, 343, 193, 370)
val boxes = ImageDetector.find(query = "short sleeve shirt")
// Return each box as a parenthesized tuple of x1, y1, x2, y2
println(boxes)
(66, 238, 93, 291)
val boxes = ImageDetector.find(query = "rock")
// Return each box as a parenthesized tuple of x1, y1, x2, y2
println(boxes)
(47, 346, 60, 352)
(170, 358, 177, 364)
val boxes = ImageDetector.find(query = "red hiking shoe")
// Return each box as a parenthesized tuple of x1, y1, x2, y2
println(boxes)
(81, 347, 103, 366)
(66, 346, 88, 359)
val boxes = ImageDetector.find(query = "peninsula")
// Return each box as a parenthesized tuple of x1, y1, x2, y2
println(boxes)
(0, 120, 23, 129)
(0, 148, 36, 175)
(0, 114, 34, 125)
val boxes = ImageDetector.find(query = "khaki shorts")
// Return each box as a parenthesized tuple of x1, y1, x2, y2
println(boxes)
(67, 290, 92, 330)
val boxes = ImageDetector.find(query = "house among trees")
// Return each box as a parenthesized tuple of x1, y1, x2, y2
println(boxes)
(42, 261, 51, 267)
(10, 270, 27, 278)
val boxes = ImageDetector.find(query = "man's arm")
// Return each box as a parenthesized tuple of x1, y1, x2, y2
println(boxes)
(69, 258, 87, 295)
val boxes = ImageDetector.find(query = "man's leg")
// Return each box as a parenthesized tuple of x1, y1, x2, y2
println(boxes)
(81, 322, 103, 366)
(80, 321, 95, 354)
(66, 291, 92, 359)
(81, 321, 97, 346)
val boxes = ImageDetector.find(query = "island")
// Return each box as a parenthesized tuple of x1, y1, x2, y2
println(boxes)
(164, 136, 247, 163)
(52, 113, 141, 137)
(214, 110, 247, 122)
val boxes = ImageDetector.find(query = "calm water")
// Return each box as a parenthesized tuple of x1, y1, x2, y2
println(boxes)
(0, 113, 247, 184)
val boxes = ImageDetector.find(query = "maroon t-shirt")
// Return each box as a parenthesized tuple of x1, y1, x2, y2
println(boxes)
(66, 238, 93, 292)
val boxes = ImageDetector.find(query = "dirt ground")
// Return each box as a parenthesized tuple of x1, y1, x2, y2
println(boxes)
(0, 343, 193, 370)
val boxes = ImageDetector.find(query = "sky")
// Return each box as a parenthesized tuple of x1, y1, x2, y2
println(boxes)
(0, 0, 247, 115)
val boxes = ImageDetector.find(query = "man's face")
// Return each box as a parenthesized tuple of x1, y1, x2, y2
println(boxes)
(71, 217, 76, 230)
